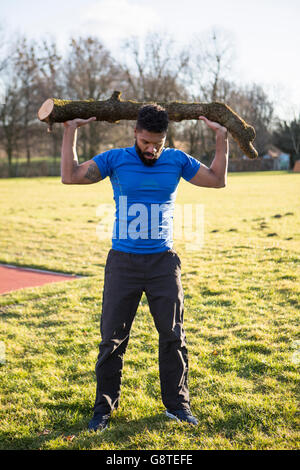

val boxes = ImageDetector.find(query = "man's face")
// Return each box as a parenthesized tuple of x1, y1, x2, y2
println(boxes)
(134, 128, 166, 166)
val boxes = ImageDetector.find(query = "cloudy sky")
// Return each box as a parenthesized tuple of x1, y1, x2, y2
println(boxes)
(1, 0, 299, 119)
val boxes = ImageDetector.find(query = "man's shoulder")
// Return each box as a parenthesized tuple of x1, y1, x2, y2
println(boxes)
(163, 147, 190, 161)
(105, 147, 128, 155)
(164, 146, 187, 154)
(109, 146, 136, 157)
(164, 147, 200, 162)
(94, 147, 130, 160)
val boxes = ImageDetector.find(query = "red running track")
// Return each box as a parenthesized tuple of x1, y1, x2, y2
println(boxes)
(0, 264, 80, 294)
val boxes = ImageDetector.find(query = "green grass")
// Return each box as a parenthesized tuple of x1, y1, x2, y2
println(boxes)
(0, 171, 299, 450)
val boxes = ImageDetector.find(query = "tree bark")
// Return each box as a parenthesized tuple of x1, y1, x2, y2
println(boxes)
(38, 90, 258, 159)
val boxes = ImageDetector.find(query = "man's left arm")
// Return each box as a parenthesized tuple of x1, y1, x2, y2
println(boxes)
(188, 116, 228, 188)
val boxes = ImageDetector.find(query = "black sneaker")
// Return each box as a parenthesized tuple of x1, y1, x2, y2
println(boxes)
(165, 408, 198, 425)
(88, 412, 110, 432)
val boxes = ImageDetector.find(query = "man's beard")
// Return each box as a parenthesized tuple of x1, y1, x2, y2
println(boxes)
(135, 140, 160, 166)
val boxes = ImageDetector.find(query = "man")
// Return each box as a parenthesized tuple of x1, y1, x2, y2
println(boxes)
(61, 104, 228, 431)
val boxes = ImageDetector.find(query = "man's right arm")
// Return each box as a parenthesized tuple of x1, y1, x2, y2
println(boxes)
(61, 117, 102, 185)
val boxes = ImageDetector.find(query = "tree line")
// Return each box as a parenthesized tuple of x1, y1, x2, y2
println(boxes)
(0, 28, 299, 177)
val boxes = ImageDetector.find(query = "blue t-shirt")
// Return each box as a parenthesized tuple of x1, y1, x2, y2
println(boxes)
(92, 145, 201, 254)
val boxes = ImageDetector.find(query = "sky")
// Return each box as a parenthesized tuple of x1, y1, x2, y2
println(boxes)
(1, 0, 299, 119)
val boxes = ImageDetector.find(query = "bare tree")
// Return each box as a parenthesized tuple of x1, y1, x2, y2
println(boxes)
(229, 83, 274, 156)
(63, 36, 122, 159)
(36, 38, 63, 166)
(121, 32, 190, 146)
(0, 23, 9, 74)
(122, 32, 189, 101)
(273, 115, 300, 167)
(190, 28, 236, 102)
(0, 79, 23, 176)
(13, 37, 41, 166)
(182, 28, 236, 158)
(0, 30, 24, 176)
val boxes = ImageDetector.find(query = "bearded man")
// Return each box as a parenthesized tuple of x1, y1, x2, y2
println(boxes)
(61, 104, 228, 431)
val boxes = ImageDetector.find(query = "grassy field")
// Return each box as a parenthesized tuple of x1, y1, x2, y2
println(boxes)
(0, 171, 299, 450)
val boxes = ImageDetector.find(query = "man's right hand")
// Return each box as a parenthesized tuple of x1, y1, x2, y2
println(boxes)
(63, 117, 97, 129)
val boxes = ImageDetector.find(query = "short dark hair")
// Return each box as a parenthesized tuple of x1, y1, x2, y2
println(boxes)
(136, 104, 169, 134)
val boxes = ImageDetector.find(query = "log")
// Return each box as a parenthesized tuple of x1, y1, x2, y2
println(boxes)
(38, 90, 258, 159)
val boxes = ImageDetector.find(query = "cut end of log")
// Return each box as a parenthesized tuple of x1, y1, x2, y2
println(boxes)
(38, 98, 54, 121)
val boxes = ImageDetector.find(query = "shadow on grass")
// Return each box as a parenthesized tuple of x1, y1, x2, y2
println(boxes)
(0, 411, 172, 450)
(203, 406, 274, 438)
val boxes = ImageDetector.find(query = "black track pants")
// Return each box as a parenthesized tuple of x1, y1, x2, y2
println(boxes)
(93, 248, 190, 414)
